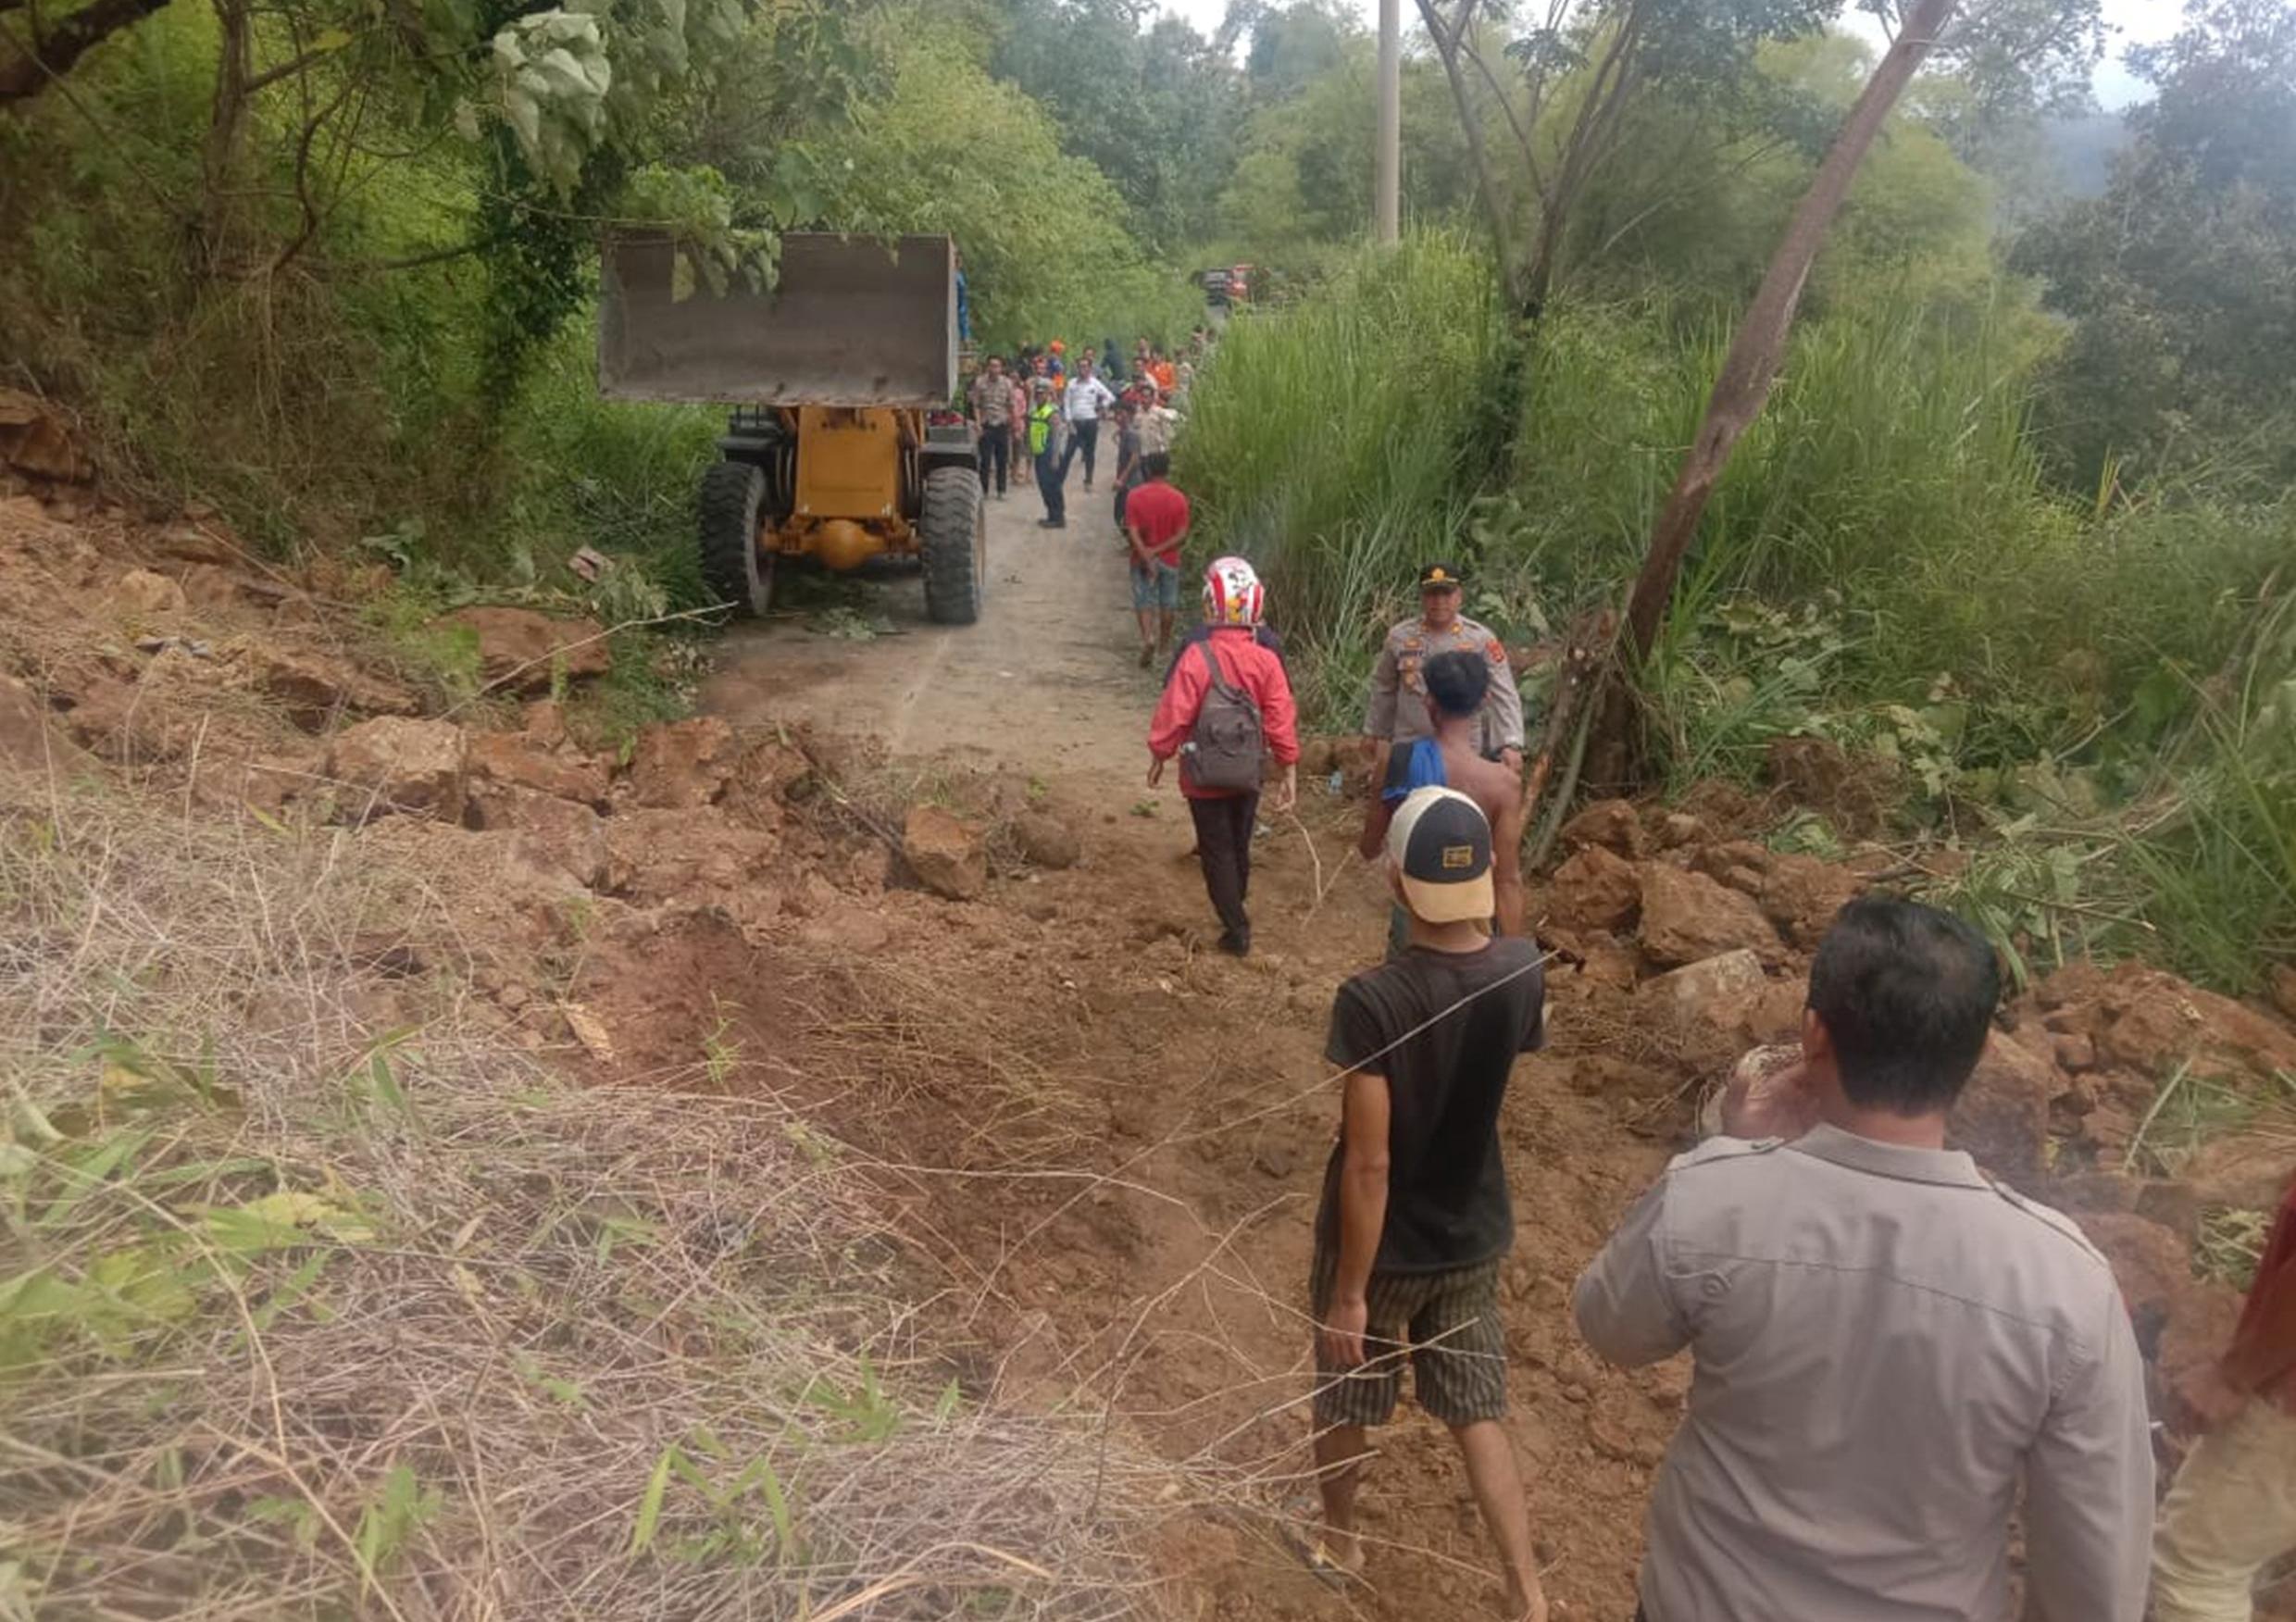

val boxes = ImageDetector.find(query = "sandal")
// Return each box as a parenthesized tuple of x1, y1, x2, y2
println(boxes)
(1274, 1494, 1364, 1591)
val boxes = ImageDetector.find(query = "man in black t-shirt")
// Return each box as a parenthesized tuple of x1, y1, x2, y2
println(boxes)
(1304, 786, 1549, 1620)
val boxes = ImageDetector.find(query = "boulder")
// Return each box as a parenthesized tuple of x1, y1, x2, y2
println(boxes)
(109, 568, 186, 618)
(0, 388, 94, 481)
(1758, 853, 1862, 948)
(1545, 845, 1641, 935)
(466, 730, 610, 806)
(1691, 840, 1775, 893)
(437, 606, 611, 695)
(1638, 865, 1783, 968)
(2072, 1212, 2240, 1378)
(469, 784, 609, 889)
(1641, 949, 1769, 1064)
(2063, 961, 2296, 1085)
(250, 643, 418, 731)
(904, 805, 987, 901)
(625, 717, 736, 809)
(1945, 1031, 2063, 1190)
(1560, 798, 1646, 859)
(2074, 1212, 2190, 1332)
(0, 673, 93, 776)
(1011, 810, 1081, 870)
(325, 717, 468, 822)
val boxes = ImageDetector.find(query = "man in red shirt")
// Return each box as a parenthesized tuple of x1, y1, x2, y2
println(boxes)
(1146, 555, 1299, 956)
(1123, 452, 1191, 668)
(2153, 1169, 2296, 1621)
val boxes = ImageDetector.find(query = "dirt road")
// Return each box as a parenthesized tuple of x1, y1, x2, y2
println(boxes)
(703, 465, 1157, 782)
(688, 458, 1690, 1621)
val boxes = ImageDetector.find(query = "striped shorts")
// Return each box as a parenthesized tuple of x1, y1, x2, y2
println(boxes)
(1309, 1246, 1508, 1429)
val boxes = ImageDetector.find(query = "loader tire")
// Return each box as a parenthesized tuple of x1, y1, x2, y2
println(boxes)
(698, 461, 772, 618)
(919, 466, 985, 626)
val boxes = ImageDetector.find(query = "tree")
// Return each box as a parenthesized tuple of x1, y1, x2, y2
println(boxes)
(989, 0, 1247, 252)
(2012, 0, 2296, 486)
(1414, 0, 1837, 315)
(811, 29, 1180, 348)
(1619, 0, 1963, 657)
(1411, 0, 2099, 317)
(1214, 37, 1472, 255)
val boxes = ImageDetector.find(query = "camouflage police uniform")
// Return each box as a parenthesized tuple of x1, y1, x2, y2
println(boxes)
(1364, 612, 1526, 758)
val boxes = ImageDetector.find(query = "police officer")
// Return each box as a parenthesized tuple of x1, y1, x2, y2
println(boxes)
(1364, 563, 1525, 771)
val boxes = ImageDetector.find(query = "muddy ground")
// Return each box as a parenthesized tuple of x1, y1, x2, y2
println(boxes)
(4, 449, 2292, 1620)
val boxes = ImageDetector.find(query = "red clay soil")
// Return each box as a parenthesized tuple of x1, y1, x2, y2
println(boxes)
(6, 468, 2292, 1620)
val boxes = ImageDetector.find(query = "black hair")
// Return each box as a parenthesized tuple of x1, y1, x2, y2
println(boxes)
(1423, 650, 1490, 718)
(1807, 897, 2000, 1116)
(1142, 451, 1172, 480)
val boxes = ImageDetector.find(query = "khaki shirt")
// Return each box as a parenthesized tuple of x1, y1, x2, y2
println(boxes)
(1573, 1125, 2152, 1622)
(969, 373, 1012, 429)
(1364, 614, 1525, 754)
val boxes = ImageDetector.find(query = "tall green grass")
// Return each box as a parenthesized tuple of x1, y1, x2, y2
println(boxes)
(1177, 231, 1502, 722)
(1195, 250, 2293, 992)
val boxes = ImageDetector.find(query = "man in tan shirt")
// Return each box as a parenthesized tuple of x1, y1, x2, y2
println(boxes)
(1574, 897, 2153, 1622)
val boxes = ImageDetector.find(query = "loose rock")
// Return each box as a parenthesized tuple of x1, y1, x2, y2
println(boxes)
(1758, 853, 1862, 949)
(437, 606, 611, 695)
(251, 643, 419, 731)
(325, 716, 468, 822)
(625, 717, 736, 809)
(1638, 865, 1782, 968)
(110, 568, 186, 618)
(468, 784, 609, 889)
(1560, 798, 1646, 859)
(1641, 949, 1770, 1066)
(904, 805, 988, 901)
(467, 730, 610, 806)
(1655, 812, 1708, 850)
(1545, 845, 1642, 935)
(1011, 809, 1081, 870)
(1945, 1032, 2063, 1191)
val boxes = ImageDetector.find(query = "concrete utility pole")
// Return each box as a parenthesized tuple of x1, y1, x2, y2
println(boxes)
(1375, 0, 1400, 243)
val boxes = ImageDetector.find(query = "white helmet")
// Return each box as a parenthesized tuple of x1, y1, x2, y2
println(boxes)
(1204, 555, 1265, 627)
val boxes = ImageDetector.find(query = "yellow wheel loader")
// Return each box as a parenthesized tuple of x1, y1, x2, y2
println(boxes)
(599, 232, 986, 625)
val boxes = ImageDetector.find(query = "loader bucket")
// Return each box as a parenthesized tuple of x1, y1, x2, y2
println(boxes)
(598, 232, 958, 408)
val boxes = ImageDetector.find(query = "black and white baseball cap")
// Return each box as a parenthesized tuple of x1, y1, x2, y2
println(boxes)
(1386, 787, 1494, 924)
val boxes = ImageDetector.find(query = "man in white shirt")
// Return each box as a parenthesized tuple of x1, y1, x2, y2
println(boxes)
(1574, 897, 2153, 1622)
(1061, 356, 1117, 491)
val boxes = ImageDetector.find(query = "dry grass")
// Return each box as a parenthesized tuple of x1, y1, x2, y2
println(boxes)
(0, 779, 1192, 1619)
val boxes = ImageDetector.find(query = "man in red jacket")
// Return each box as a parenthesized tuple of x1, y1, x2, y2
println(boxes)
(1147, 556, 1300, 956)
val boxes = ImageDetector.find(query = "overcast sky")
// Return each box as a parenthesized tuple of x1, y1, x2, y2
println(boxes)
(1157, 0, 2180, 109)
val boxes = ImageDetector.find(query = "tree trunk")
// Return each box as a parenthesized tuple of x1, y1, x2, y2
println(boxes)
(1618, 0, 1961, 658)
(0, 0, 174, 100)
(197, 0, 252, 272)
(1416, 0, 1529, 310)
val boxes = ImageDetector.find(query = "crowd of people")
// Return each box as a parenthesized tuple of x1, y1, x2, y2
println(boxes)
(964, 332, 1202, 527)
(1127, 545, 2292, 1620)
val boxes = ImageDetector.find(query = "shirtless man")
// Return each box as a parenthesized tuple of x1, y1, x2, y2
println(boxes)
(1358, 650, 1526, 940)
